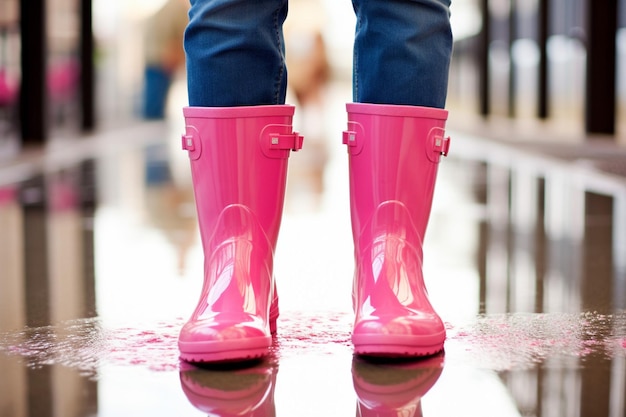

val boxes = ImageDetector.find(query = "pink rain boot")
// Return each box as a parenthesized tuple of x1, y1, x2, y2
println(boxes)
(343, 103, 450, 357)
(179, 105, 303, 363)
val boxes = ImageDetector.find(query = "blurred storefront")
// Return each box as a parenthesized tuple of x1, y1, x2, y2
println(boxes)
(1, 0, 625, 149)
(449, 0, 626, 140)
(0, 0, 186, 151)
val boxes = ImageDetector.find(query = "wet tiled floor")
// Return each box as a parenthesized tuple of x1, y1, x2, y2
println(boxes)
(1, 102, 626, 416)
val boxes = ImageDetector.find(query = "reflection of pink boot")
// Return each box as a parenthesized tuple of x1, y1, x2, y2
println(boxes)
(179, 360, 277, 417)
(179, 105, 302, 363)
(352, 354, 444, 417)
(343, 103, 450, 357)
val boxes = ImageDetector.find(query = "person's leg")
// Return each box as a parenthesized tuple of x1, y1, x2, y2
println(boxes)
(179, 0, 302, 364)
(351, 0, 452, 107)
(185, 0, 289, 106)
(345, 0, 453, 357)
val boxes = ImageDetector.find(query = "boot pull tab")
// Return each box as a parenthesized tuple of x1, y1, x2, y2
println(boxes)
(260, 124, 303, 159)
(427, 127, 450, 163)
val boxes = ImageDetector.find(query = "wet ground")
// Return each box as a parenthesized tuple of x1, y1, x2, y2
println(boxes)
(1, 96, 626, 416)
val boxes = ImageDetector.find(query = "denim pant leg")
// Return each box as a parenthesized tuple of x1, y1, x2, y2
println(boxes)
(351, 0, 453, 108)
(185, 0, 289, 107)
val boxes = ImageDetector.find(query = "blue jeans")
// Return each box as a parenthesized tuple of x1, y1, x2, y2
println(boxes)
(185, 0, 452, 108)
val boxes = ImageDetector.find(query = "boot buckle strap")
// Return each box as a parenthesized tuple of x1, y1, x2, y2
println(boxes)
(269, 132, 304, 152)
(181, 126, 202, 160)
(260, 125, 304, 159)
(342, 129, 360, 156)
(427, 127, 450, 162)
(434, 135, 450, 156)
(182, 134, 195, 151)
(342, 130, 357, 147)
(342, 121, 365, 155)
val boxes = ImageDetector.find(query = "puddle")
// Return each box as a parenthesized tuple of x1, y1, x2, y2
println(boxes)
(2, 310, 624, 379)
(0, 311, 354, 379)
(447, 311, 626, 370)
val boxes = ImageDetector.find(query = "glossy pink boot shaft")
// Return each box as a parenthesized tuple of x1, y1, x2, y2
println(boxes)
(179, 105, 302, 363)
(343, 103, 450, 357)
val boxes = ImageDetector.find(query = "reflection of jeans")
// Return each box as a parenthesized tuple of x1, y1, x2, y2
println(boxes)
(185, 0, 452, 108)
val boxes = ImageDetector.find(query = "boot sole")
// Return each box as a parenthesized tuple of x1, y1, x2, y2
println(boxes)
(179, 336, 271, 364)
(353, 333, 445, 358)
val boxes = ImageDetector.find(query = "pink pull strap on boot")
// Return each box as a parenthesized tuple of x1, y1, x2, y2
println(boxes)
(179, 105, 302, 363)
(343, 103, 450, 358)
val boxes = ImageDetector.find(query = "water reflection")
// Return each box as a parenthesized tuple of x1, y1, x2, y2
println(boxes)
(143, 142, 197, 276)
(353, 354, 444, 417)
(2, 167, 94, 329)
(177, 343, 444, 417)
(180, 359, 278, 417)
(450, 139, 625, 317)
(446, 133, 626, 417)
(0, 130, 626, 416)
(17, 160, 99, 327)
(0, 159, 100, 417)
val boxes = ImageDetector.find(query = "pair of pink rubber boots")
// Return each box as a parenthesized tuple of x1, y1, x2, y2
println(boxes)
(178, 103, 450, 363)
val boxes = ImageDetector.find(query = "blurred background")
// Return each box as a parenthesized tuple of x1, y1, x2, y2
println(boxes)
(0, 0, 625, 149)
